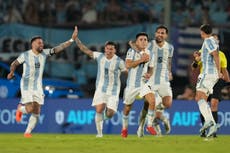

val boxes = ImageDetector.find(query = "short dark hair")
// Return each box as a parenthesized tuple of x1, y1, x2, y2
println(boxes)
(155, 25, 168, 34)
(30, 36, 42, 44)
(200, 24, 212, 34)
(105, 41, 117, 50)
(135, 32, 149, 40)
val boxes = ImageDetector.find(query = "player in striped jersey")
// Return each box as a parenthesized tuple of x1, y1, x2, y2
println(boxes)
(121, 32, 154, 138)
(194, 24, 221, 138)
(7, 26, 78, 138)
(75, 26, 126, 138)
(135, 25, 174, 137)
(192, 33, 230, 137)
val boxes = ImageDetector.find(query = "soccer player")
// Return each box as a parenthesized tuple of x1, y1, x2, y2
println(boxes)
(133, 25, 174, 137)
(74, 26, 126, 138)
(152, 93, 171, 136)
(192, 33, 230, 137)
(121, 32, 154, 138)
(138, 92, 171, 137)
(7, 26, 78, 138)
(194, 24, 221, 138)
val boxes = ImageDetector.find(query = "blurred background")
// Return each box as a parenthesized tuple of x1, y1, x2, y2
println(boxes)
(1, 0, 230, 99)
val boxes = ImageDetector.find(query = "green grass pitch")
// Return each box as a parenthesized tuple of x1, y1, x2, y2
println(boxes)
(0, 134, 229, 153)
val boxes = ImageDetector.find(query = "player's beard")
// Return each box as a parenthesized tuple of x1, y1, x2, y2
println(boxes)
(155, 38, 163, 44)
(37, 47, 43, 53)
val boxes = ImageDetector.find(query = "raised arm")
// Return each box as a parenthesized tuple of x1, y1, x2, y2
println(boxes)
(7, 60, 20, 80)
(74, 26, 94, 58)
(52, 26, 78, 54)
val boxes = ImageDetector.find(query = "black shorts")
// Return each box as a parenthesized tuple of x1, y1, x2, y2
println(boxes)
(208, 79, 227, 101)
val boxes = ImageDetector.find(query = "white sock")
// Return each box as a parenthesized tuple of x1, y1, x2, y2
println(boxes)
(138, 109, 147, 130)
(198, 99, 215, 124)
(160, 115, 168, 124)
(122, 113, 129, 129)
(25, 114, 39, 134)
(19, 106, 27, 114)
(103, 110, 109, 120)
(95, 113, 103, 135)
(138, 118, 145, 131)
(146, 109, 154, 127)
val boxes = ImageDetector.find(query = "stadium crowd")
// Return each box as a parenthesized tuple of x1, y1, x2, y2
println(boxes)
(1, 0, 230, 28)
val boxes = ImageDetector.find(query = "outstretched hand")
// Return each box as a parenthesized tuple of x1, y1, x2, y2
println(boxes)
(7, 72, 14, 80)
(193, 51, 201, 62)
(72, 26, 78, 40)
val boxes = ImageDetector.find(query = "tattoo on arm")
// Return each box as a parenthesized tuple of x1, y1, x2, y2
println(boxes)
(10, 60, 20, 73)
(75, 38, 93, 58)
(53, 40, 72, 54)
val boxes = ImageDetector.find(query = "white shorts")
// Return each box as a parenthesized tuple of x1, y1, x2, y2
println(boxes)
(92, 90, 119, 112)
(20, 90, 44, 105)
(139, 83, 155, 97)
(140, 82, 172, 98)
(123, 87, 141, 105)
(153, 82, 172, 98)
(196, 74, 218, 96)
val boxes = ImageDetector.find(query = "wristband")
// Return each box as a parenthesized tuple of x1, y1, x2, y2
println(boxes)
(69, 38, 74, 42)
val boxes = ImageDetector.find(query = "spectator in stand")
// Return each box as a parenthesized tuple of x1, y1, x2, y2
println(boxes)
(81, 2, 97, 24)
(65, 0, 82, 24)
(23, 1, 40, 24)
(4, 6, 23, 23)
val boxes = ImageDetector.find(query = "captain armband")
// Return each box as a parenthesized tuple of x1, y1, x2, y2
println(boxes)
(50, 48, 55, 55)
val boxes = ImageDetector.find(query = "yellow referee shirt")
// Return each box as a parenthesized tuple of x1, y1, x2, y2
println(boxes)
(198, 50, 227, 73)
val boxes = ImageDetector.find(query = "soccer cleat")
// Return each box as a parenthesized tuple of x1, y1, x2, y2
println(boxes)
(137, 128, 144, 138)
(24, 133, 32, 138)
(96, 134, 103, 138)
(121, 129, 128, 138)
(164, 119, 171, 134)
(199, 121, 214, 135)
(200, 131, 206, 137)
(146, 126, 157, 135)
(212, 133, 217, 138)
(207, 124, 218, 137)
(15, 104, 23, 122)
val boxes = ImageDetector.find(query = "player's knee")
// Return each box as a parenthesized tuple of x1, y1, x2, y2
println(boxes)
(106, 109, 115, 118)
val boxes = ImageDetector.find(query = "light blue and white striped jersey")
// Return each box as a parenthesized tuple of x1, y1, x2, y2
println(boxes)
(17, 49, 52, 93)
(125, 48, 154, 88)
(93, 52, 126, 96)
(200, 36, 219, 75)
(148, 40, 174, 85)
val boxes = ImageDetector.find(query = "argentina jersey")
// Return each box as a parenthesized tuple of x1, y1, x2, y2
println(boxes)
(93, 52, 126, 96)
(200, 36, 219, 75)
(17, 49, 52, 93)
(148, 40, 174, 85)
(126, 48, 153, 88)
